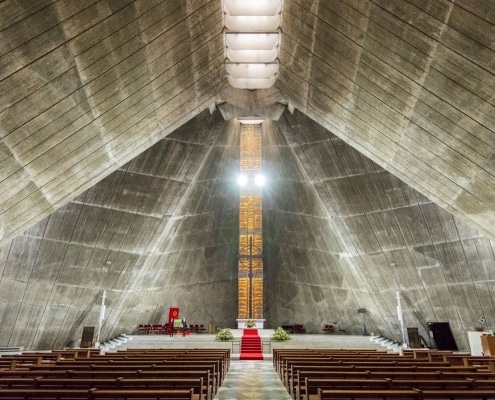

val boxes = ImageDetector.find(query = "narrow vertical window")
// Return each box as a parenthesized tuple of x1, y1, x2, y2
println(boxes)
(237, 123, 264, 327)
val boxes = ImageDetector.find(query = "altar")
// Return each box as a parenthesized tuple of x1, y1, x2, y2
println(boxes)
(236, 318, 265, 329)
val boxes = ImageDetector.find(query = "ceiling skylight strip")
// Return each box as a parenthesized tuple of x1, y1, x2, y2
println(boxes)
(223, 0, 283, 89)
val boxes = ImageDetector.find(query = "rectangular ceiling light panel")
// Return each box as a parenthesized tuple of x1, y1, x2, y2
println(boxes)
(225, 33, 280, 51)
(224, 0, 283, 89)
(227, 49, 278, 63)
(227, 63, 278, 79)
(224, 0, 281, 16)
(228, 76, 276, 90)
(225, 15, 280, 31)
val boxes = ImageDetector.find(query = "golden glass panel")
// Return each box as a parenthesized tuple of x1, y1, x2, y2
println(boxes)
(252, 278, 263, 319)
(238, 277, 249, 319)
(240, 124, 262, 172)
(238, 258, 263, 275)
(239, 235, 262, 255)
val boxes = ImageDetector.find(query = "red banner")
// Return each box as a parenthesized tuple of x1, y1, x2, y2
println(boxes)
(168, 307, 179, 325)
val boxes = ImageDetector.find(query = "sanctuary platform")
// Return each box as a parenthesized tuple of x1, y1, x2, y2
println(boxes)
(103, 330, 393, 360)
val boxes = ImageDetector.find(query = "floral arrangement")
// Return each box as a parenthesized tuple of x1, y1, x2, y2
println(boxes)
(215, 328, 234, 341)
(271, 326, 290, 341)
(245, 319, 256, 328)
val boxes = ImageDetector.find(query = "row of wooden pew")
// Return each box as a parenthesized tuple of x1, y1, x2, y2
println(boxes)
(0, 347, 230, 399)
(273, 348, 495, 400)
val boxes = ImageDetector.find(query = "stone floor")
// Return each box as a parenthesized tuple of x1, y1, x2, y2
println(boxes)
(214, 360, 292, 400)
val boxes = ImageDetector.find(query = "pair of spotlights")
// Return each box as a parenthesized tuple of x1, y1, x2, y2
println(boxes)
(237, 174, 265, 187)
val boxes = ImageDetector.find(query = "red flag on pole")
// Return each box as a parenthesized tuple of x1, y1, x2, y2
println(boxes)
(168, 307, 179, 325)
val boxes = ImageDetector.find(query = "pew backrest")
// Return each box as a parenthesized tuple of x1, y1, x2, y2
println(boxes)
(317, 388, 421, 399)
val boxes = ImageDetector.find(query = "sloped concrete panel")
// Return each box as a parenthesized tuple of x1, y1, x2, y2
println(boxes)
(0, 111, 239, 349)
(0, 0, 226, 244)
(264, 110, 495, 349)
(277, 0, 495, 243)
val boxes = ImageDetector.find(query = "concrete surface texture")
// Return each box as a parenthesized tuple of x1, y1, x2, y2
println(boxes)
(0, 1, 494, 351)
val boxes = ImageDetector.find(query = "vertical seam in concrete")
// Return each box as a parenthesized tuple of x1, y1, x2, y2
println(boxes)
(396, 2, 455, 157)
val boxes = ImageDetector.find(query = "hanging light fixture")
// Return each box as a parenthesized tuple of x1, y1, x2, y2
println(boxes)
(223, 0, 283, 89)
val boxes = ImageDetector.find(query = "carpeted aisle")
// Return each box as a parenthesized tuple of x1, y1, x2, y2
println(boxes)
(239, 328, 263, 360)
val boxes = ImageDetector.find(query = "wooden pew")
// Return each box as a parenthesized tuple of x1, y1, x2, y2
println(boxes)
(286, 360, 453, 391)
(88, 388, 194, 399)
(275, 348, 495, 400)
(304, 378, 482, 400)
(137, 370, 213, 400)
(117, 378, 204, 400)
(88, 363, 218, 394)
(0, 370, 70, 379)
(0, 388, 90, 399)
(166, 357, 225, 384)
(433, 371, 495, 380)
(302, 378, 391, 400)
(0, 376, 206, 399)
(421, 390, 495, 399)
(65, 369, 213, 398)
(0, 349, 101, 371)
(289, 364, 467, 396)
(273, 350, 321, 371)
(304, 376, 495, 399)
(114, 349, 231, 375)
(0, 347, 229, 399)
(292, 365, 491, 398)
(33, 377, 118, 389)
(317, 388, 421, 399)
(0, 377, 36, 388)
(316, 387, 495, 400)
(274, 348, 424, 378)
(471, 379, 495, 389)
(277, 354, 328, 377)
(308, 379, 486, 400)
(0, 369, 213, 400)
(389, 378, 476, 389)
(27, 377, 204, 393)
(0, 388, 194, 399)
(293, 369, 372, 398)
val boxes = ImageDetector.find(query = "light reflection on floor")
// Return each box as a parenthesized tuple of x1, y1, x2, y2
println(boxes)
(214, 360, 291, 400)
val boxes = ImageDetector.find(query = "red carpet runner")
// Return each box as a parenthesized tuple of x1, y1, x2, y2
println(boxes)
(239, 328, 263, 360)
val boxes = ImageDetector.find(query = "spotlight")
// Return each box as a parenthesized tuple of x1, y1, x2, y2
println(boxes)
(479, 316, 486, 324)
(254, 174, 265, 186)
(237, 174, 248, 186)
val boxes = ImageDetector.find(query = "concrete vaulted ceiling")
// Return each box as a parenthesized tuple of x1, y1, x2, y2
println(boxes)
(0, 0, 494, 350)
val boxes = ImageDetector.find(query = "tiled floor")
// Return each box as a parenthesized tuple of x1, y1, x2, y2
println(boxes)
(214, 360, 292, 399)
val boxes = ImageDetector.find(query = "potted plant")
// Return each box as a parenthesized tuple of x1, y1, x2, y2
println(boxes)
(271, 326, 290, 341)
(215, 328, 234, 341)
